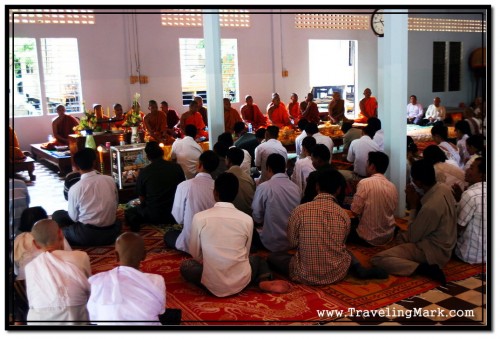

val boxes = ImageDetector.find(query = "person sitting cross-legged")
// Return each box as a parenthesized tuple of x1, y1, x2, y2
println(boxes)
(371, 160, 457, 285)
(267, 169, 387, 285)
(180, 173, 291, 297)
(25, 219, 91, 325)
(87, 232, 180, 325)
(52, 148, 121, 247)
(164, 150, 219, 255)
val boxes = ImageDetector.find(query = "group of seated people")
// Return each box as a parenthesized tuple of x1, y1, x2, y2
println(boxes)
(10, 105, 487, 325)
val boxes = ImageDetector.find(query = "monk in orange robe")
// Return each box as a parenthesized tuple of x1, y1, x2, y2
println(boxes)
(288, 93, 301, 125)
(9, 126, 26, 161)
(300, 93, 321, 124)
(52, 105, 79, 145)
(267, 93, 291, 128)
(144, 100, 169, 143)
(223, 98, 243, 133)
(180, 100, 208, 139)
(240, 95, 268, 130)
(355, 88, 378, 123)
(111, 103, 126, 129)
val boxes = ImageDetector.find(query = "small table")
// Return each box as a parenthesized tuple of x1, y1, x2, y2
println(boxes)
(30, 144, 72, 176)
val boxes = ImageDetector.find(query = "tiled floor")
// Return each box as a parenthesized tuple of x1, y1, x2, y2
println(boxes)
(13, 160, 488, 328)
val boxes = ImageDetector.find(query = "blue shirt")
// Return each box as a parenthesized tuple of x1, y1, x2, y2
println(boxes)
(252, 173, 301, 252)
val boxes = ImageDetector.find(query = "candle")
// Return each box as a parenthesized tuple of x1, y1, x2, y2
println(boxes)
(97, 146, 104, 173)
(107, 107, 110, 117)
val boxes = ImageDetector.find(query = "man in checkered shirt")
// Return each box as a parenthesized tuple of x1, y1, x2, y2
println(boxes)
(452, 157, 487, 264)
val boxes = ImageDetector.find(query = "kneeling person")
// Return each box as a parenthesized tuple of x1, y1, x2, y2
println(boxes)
(180, 173, 290, 297)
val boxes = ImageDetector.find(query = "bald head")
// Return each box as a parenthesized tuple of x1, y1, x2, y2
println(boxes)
(115, 232, 146, 268)
(31, 219, 63, 250)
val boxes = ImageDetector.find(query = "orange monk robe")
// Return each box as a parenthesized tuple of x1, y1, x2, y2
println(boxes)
(52, 114, 79, 145)
(268, 102, 291, 128)
(181, 111, 208, 139)
(288, 102, 301, 124)
(144, 111, 167, 142)
(301, 101, 321, 124)
(241, 104, 268, 129)
(355, 97, 378, 123)
(9, 127, 26, 161)
(224, 107, 243, 133)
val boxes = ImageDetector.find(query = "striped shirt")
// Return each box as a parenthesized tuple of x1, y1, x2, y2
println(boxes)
(455, 182, 487, 264)
(351, 173, 398, 246)
(288, 193, 351, 285)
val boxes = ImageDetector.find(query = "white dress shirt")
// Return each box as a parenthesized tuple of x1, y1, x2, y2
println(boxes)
(373, 129, 384, 150)
(347, 136, 381, 177)
(68, 171, 118, 226)
(254, 139, 288, 183)
(295, 130, 307, 158)
(171, 136, 202, 179)
(425, 104, 446, 121)
(87, 266, 166, 325)
(252, 173, 301, 252)
(438, 141, 461, 167)
(188, 202, 253, 297)
(291, 156, 315, 196)
(313, 132, 334, 154)
(407, 103, 423, 120)
(172, 172, 215, 254)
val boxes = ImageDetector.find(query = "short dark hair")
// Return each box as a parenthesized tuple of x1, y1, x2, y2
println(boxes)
(74, 148, 96, 170)
(367, 117, 382, 132)
(305, 123, 319, 135)
(466, 134, 485, 153)
(297, 118, 309, 131)
(234, 121, 246, 134)
(149, 100, 157, 107)
(407, 136, 418, 154)
(189, 100, 198, 109)
(255, 128, 267, 139)
(266, 153, 286, 174)
(368, 151, 390, 174)
(431, 123, 448, 140)
(410, 95, 417, 100)
(145, 141, 164, 160)
(217, 132, 234, 147)
(213, 142, 229, 158)
(311, 144, 331, 164)
(341, 122, 353, 134)
(301, 136, 317, 154)
(363, 126, 376, 139)
(214, 172, 239, 202)
(266, 125, 280, 139)
(226, 147, 244, 166)
(160, 101, 168, 106)
(199, 150, 220, 173)
(411, 159, 436, 186)
(19, 206, 48, 233)
(423, 145, 447, 164)
(317, 169, 346, 205)
(454, 120, 472, 136)
(185, 124, 198, 138)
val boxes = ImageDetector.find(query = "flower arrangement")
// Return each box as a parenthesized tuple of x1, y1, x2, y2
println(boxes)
(123, 93, 142, 127)
(73, 109, 102, 134)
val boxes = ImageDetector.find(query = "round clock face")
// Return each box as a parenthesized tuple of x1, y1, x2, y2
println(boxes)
(371, 11, 384, 37)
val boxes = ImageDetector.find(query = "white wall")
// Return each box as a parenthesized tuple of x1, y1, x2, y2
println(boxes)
(9, 10, 485, 150)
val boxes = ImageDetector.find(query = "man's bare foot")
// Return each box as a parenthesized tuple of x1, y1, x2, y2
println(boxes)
(259, 280, 292, 293)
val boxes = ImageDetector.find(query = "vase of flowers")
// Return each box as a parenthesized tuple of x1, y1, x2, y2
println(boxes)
(123, 93, 143, 143)
(73, 109, 101, 149)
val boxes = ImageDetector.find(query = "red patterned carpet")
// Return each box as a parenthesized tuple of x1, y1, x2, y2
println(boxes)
(79, 225, 484, 326)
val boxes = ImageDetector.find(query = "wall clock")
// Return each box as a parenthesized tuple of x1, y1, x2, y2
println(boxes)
(371, 9, 384, 37)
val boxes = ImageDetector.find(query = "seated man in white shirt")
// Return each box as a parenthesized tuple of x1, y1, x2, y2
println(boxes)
(305, 122, 334, 156)
(164, 150, 219, 254)
(52, 148, 120, 247)
(252, 153, 301, 252)
(25, 219, 91, 325)
(87, 232, 169, 325)
(451, 157, 487, 264)
(431, 123, 461, 166)
(422, 96, 446, 125)
(349, 151, 398, 246)
(294, 118, 309, 159)
(180, 173, 291, 297)
(254, 125, 288, 184)
(291, 136, 316, 197)
(367, 117, 384, 151)
(345, 127, 381, 179)
(406, 95, 424, 125)
(171, 124, 203, 179)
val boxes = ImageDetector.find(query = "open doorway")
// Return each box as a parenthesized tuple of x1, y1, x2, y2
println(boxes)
(308, 39, 357, 120)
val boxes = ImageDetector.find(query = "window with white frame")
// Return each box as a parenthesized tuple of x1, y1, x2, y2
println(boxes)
(10, 37, 83, 117)
(179, 38, 239, 105)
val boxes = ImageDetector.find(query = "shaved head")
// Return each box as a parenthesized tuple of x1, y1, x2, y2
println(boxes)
(115, 232, 146, 268)
(31, 219, 62, 249)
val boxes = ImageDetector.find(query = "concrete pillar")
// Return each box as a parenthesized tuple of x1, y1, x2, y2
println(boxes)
(203, 11, 224, 149)
(378, 9, 408, 217)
